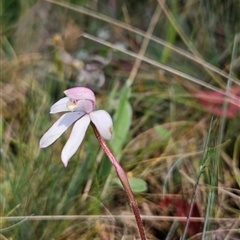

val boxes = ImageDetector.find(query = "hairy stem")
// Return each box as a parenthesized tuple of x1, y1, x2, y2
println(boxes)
(91, 122, 147, 240)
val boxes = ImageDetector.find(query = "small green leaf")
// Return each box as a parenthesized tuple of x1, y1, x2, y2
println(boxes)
(113, 177, 148, 193)
(109, 84, 132, 159)
(154, 125, 171, 141)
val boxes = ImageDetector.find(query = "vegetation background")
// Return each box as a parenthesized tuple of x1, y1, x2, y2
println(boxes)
(1, 0, 240, 239)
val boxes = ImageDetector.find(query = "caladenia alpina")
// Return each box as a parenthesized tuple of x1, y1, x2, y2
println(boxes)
(39, 87, 147, 240)
(39, 87, 113, 166)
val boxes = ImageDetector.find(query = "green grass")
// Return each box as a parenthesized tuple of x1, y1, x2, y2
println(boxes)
(1, 0, 240, 239)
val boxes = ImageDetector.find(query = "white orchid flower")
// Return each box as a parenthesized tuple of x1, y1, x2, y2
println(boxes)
(39, 87, 113, 166)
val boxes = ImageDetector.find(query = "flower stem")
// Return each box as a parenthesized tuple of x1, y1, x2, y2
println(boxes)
(91, 122, 147, 240)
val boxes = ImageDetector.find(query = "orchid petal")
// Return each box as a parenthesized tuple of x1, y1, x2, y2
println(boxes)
(64, 87, 95, 104)
(90, 110, 113, 140)
(39, 112, 83, 148)
(50, 97, 69, 114)
(61, 114, 90, 167)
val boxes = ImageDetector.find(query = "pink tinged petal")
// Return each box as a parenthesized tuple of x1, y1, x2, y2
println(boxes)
(39, 112, 83, 148)
(61, 114, 90, 167)
(64, 87, 96, 107)
(50, 97, 69, 114)
(75, 99, 95, 113)
(90, 110, 113, 140)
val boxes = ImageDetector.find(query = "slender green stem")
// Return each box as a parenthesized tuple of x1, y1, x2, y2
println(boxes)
(91, 122, 147, 240)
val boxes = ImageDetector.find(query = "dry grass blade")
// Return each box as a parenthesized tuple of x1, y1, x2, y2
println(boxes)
(127, 4, 163, 85)
(81, 32, 240, 107)
(45, 0, 239, 85)
(1, 215, 240, 222)
(157, 0, 225, 88)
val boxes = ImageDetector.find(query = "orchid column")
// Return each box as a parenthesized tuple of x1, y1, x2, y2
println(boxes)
(39, 87, 147, 240)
